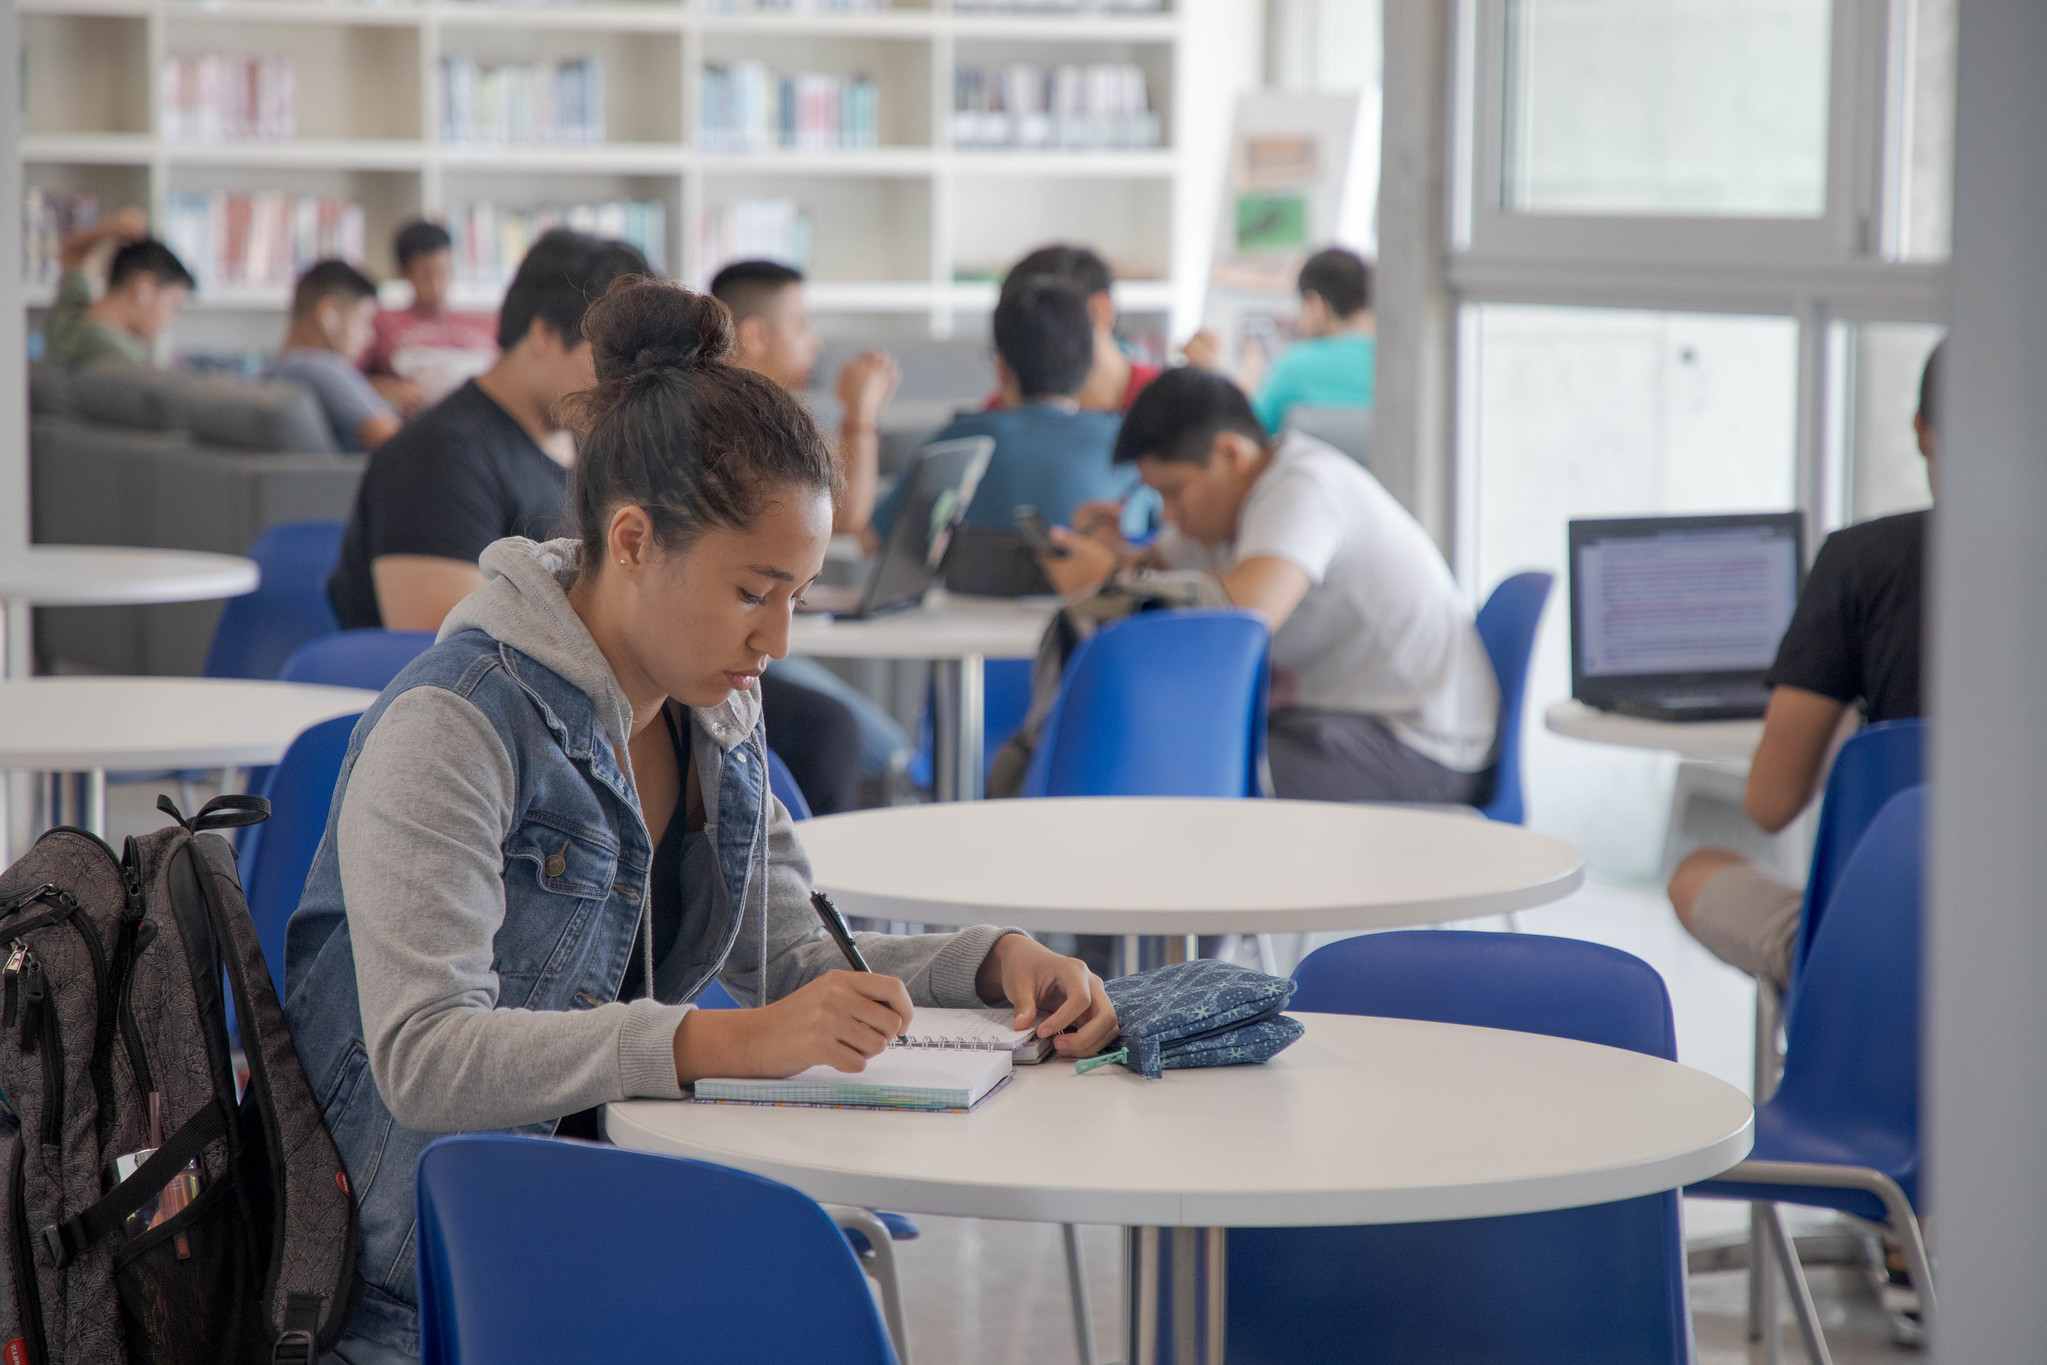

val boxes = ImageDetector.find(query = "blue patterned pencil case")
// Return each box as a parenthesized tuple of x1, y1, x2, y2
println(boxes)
(1093, 960, 1304, 1080)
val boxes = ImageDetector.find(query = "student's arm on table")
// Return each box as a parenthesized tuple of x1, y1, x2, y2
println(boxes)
(369, 373, 429, 418)
(1215, 555, 1311, 631)
(1744, 686, 1854, 834)
(359, 411, 403, 452)
(371, 555, 486, 632)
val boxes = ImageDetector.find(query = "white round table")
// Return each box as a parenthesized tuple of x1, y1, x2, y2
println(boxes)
(787, 591, 1056, 801)
(0, 547, 260, 678)
(1544, 699, 1764, 762)
(799, 797, 1586, 935)
(0, 678, 376, 836)
(609, 1011, 1754, 1363)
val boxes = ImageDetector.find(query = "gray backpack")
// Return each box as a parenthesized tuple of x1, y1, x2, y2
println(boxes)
(0, 796, 361, 1365)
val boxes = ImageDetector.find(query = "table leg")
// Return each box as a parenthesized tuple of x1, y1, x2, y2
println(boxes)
(84, 770, 106, 840)
(930, 655, 987, 802)
(1125, 1225, 1225, 1365)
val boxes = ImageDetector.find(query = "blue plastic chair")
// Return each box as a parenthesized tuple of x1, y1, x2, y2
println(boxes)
(1790, 719, 1923, 986)
(908, 657, 1034, 790)
(278, 628, 437, 691)
(1689, 786, 1934, 1361)
(201, 521, 346, 680)
(1021, 609, 1270, 797)
(765, 745, 814, 821)
(1228, 930, 1688, 1363)
(240, 713, 360, 994)
(415, 1134, 897, 1365)
(1472, 571, 1553, 824)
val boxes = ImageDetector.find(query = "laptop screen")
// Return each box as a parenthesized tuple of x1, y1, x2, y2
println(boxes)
(1569, 513, 1805, 696)
(861, 436, 994, 616)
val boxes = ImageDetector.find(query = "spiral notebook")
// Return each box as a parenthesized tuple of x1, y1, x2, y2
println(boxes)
(693, 1049, 1012, 1112)
(894, 1008, 1056, 1063)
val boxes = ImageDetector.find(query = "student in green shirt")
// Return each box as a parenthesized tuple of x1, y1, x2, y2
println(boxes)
(1185, 246, 1377, 435)
(42, 207, 195, 370)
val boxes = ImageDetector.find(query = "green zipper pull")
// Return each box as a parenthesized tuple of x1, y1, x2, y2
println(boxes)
(1075, 1048, 1127, 1075)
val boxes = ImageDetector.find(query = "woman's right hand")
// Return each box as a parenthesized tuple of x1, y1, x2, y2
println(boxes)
(672, 971, 915, 1083)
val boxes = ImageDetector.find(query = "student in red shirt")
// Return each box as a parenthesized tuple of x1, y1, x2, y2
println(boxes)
(987, 243, 1159, 414)
(363, 219, 500, 417)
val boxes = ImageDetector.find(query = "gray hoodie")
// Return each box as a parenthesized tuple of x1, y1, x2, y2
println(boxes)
(333, 536, 1013, 1133)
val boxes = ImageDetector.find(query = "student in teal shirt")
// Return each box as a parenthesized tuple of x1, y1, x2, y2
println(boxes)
(1250, 247, 1377, 434)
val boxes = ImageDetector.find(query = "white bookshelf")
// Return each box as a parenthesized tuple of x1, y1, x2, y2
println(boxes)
(18, 0, 1216, 354)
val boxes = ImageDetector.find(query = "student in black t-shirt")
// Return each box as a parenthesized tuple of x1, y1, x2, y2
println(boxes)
(1667, 342, 1940, 991)
(327, 229, 650, 631)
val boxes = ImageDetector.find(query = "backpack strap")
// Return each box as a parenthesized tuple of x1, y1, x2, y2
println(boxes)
(155, 793, 271, 833)
(40, 1097, 231, 1267)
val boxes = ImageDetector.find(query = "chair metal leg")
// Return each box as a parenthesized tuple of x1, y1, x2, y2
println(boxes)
(1763, 1203, 1833, 1365)
(1062, 1222, 1099, 1365)
(828, 1207, 913, 1365)
(1751, 1202, 1778, 1347)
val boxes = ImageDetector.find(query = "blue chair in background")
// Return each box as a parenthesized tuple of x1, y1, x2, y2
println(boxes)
(1790, 719, 1924, 988)
(908, 657, 1034, 791)
(278, 627, 437, 691)
(765, 745, 814, 821)
(239, 712, 360, 994)
(416, 1134, 897, 1365)
(201, 521, 346, 680)
(1472, 571, 1553, 825)
(1022, 609, 1270, 798)
(1228, 930, 1690, 1363)
(1690, 786, 1934, 1364)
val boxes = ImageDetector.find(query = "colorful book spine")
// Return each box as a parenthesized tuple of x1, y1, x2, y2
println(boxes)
(161, 55, 296, 143)
(448, 199, 667, 290)
(693, 199, 812, 286)
(22, 189, 99, 289)
(440, 55, 607, 144)
(952, 61, 1159, 149)
(701, 63, 879, 152)
(162, 191, 364, 290)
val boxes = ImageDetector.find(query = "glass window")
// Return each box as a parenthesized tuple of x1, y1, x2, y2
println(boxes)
(1468, 303, 1799, 873)
(1887, 0, 1956, 260)
(1847, 322, 1941, 522)
(1504, 0, 1833, 217)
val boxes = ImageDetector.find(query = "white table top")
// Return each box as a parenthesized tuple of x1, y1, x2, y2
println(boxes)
(786, 591, 1056, 661)
(0, 678, 376, 770)
(0, 547, 259, 607)
(1544, 700, 1765, 762)
(608, 1012, 1753, 1228)
(799, 797, 1586, 934)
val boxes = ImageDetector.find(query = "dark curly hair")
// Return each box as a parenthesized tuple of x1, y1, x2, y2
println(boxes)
(561, 275, 840, 567)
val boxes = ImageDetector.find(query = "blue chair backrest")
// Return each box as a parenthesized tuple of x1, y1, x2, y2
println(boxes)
(908, 656, 1035, 790)
(279, 628, 437, 692)
(1793, 719, 1924, 983)
(201, 521, 345, 680)
(1021, 609, 1270, 798)
(416, 1134, 897, 1365)
(241, 713, 359, 994)
(765, 747, 813, 821)
(1472, 571, 1553, 825)
(1228, 929, 1686, 1363)
(1774, 785, 1926, 1195)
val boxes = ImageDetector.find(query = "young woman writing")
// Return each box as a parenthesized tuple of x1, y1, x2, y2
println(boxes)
(284, 276, 1118, 1363)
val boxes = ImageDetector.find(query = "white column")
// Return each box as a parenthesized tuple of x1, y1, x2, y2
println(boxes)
(0, 0, 25, 558)
(1931, 1, 2047, 1358)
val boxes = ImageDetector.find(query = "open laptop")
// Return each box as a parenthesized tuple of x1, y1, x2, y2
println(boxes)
(1568, 512, 1805, 722)
(799, 436, 994, 620)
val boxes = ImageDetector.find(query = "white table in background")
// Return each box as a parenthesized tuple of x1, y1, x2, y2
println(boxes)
(0, 547, 260, 679)
(1543, 699, 1764, 762)
(0, 678, 376, 838)
(610, 1011, 1753, 1364)
(787, 591, 1056, 801)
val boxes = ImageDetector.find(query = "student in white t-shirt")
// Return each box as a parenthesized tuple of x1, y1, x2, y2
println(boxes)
(1041, 365, 1499, 803)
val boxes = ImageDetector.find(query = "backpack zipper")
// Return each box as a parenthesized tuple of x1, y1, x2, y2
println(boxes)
(8, 1135, 46, 1365)
(113, 857, 156, 1099)
(17, 959, 60, 1150)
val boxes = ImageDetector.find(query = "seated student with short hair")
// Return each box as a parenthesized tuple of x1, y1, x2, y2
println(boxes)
(362, 218, 499, 417)
(1667, 342, 1941, 993)
(1184, 246, 1376, 435)
(43, 207, 195, 370)
(327, 228, 648, 633)
(265, 260, 401, 453)
(989, 243, 1160, 414)
(1041, 365, 1498, 804)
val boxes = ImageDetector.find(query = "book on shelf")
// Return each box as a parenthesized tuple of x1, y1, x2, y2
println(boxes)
(449, 199, 667, 292)
(694, 199, 812, 286)
(705, 0, 889, 9)
(953, 0, 1164, 9)
(701, 62, 879, 153)
(441, 55, 607, 145)
(23, 189, 99, 290)
(162, 191, 365, 292)
(162, 55, 296, 144)
(953, 62, 1160, 149)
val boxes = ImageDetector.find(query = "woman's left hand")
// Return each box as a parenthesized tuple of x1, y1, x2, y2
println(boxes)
(977, 934, 1120, 1058)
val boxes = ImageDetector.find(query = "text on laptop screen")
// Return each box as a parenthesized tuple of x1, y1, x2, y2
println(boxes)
(1577, 525, 1800, 678)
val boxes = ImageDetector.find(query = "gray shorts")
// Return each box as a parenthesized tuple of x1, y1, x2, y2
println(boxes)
(1267, 707, 1492, 805)
(1689, 862, 1804, 992)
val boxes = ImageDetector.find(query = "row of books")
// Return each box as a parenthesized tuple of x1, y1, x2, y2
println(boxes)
(440, 56, 607, 145)
(692, 200, 812, 284)
(703, 0, 889, 9)
(952, 62, 1159, 149)
(23, 190, 99, 289)
(951, 0, 1165, 8)
(162, 191, 367, 290)
(700, 64, 880, 153)
(161, 55, 296, 144)
(448, 199, 667, 288)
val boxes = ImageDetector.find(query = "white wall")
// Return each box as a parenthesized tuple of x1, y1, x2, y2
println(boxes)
(1170, 0, 1266, 342)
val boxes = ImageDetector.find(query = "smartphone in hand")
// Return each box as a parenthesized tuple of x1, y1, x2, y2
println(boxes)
(1015, 505, 1072, 559)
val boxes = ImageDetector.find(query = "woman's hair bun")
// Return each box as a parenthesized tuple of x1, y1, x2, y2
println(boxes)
(582, 274, 735, 384)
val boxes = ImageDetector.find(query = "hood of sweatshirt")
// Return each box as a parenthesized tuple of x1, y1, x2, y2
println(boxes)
(440, 536, 762, 758)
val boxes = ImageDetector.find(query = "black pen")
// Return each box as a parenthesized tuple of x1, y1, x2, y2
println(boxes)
(810, 890, 873, 973)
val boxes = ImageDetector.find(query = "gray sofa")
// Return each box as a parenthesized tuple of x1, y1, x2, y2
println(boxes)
(29, 361, 366, 676)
